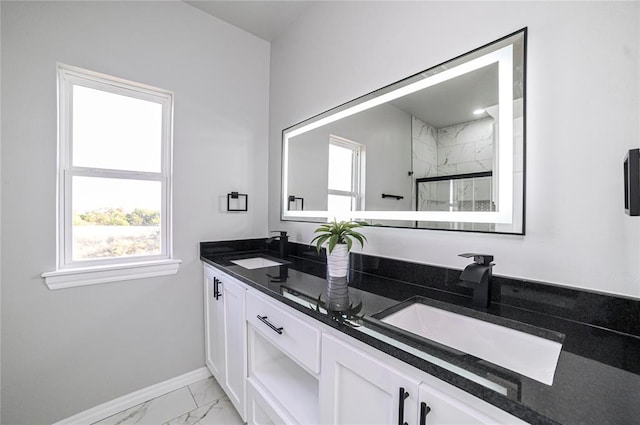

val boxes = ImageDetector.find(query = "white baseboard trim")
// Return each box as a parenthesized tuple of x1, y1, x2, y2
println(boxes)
(53, 367, 212, 425)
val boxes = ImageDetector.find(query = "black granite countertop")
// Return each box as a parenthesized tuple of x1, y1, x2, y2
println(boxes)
(200, 239, 640, 425)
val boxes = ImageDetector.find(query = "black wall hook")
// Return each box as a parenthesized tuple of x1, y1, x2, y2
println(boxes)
(382, 193, 404, 200)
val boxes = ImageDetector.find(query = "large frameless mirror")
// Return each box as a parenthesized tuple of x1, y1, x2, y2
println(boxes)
(282, 28, 526, 234)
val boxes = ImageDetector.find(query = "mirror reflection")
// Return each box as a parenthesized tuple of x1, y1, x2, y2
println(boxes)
(282, 29, 526, 234)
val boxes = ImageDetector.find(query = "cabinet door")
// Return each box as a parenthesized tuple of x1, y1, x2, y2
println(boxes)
(222, 276, 246, 419)
(418, 384, 499, 425)
(203, 265, 225, 382)
(321, 334, 420, 425)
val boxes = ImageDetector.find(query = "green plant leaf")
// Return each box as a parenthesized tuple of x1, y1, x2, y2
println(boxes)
(349, 232, 366, 247)
(310, 233, 330, 253)
(328, 234, 339, 253)
(311, 219, 367, 254)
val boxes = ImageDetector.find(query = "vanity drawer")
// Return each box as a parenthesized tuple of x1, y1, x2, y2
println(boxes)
(246, 291, 321, 373)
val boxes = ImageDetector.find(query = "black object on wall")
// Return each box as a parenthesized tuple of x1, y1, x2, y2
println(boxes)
(381, 193, 404, 200)
(288, 195, 304, 211)
(624, 149, 639, 216)
(227, 192, 248, 212)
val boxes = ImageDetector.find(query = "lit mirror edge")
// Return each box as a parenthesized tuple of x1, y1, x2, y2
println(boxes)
(282, 46, 514, 224)
(284, 210, 513, 224)
(280, 28, 526, 232)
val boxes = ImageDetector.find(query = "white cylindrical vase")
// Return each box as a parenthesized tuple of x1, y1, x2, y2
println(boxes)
(326, 244, 350, 311)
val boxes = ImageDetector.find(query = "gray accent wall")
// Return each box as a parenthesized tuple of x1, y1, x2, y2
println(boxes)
(0, 2, 270, 424)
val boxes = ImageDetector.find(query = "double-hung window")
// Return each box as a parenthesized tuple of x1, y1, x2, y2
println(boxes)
(327, 135, 364, 213)
(43, 64, 179, 289)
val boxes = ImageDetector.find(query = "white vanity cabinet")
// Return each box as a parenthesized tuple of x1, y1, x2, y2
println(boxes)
(245, 290, 321, 425)
(320, 333, 529, 425)
(320, 334, 420, 425)
(203, 263, 247, 420)
(203, 264, 224, 378)
(417, 383, 500, 425)
(203, 261, 529, 425)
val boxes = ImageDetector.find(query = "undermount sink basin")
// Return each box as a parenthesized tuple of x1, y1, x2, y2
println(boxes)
(230, 257, 283, 269)
(374, 298, 564, 385)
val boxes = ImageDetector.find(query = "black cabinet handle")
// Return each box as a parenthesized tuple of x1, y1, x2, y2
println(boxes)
(257, 315, 283, 334)
(398, 387, 410, 425)
(213, 277, 222, 300)
(420, 402, 431, 425)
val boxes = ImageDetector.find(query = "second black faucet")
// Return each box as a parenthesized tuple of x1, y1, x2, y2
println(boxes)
(266, 231, 288, 259)
(459, 253, 494, 308)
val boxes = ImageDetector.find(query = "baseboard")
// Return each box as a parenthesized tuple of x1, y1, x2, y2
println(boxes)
(53, 367, 212, 425)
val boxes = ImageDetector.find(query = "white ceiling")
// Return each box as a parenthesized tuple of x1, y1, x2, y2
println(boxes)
(184, 1, 512, 128)
(184, 1, 317, 42)
(391, 64, 499, 128)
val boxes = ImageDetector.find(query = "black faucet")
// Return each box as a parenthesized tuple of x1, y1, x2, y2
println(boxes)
(266, 231, 288, 259)
(459, 253, 494, 308)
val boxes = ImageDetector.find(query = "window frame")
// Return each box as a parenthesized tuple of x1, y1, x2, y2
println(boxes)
(327, 135, 365, 212)
(43, 64, 179, 289)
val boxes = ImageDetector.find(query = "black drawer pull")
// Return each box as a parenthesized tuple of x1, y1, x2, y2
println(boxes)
(420, 401, 431, 425)
(257, 315, 283, 334)
(213, 277, 222, 300)
(398, 387, 409, 425)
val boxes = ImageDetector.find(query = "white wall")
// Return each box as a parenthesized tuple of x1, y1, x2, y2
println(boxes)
(638, 0, 640, 294)
(288, 103, 412, 212)
(0, 3, 3, 422)
(268, 1, 640, 298)
(1, 2, 269, 424)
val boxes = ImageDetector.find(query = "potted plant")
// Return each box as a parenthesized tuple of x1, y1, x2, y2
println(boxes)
(310, 220, 367, 311)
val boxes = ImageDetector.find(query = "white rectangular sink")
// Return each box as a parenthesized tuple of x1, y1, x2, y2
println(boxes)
(230, 257, 283, 269)
(378, 301, 563, 385)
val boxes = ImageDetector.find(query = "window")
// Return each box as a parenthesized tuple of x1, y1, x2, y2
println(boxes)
(43, 64, 179, 289)
(327, 135, 364, 213)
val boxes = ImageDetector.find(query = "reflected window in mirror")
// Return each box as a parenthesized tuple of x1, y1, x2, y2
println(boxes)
(328, 135, 364, 213)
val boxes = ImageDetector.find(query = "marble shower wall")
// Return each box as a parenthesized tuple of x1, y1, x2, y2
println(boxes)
(411, 116, 495, 179)
(411, 116, 438, 179)
(411, 116, 494, 210)
(436, 117, 495, 175)
(411, 117, 438, 209)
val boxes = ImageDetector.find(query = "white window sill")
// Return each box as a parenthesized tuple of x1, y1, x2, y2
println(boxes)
(42, 259, 182, 290)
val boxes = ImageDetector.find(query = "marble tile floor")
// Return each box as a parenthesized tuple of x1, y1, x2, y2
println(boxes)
(91, 376, 244, 425)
